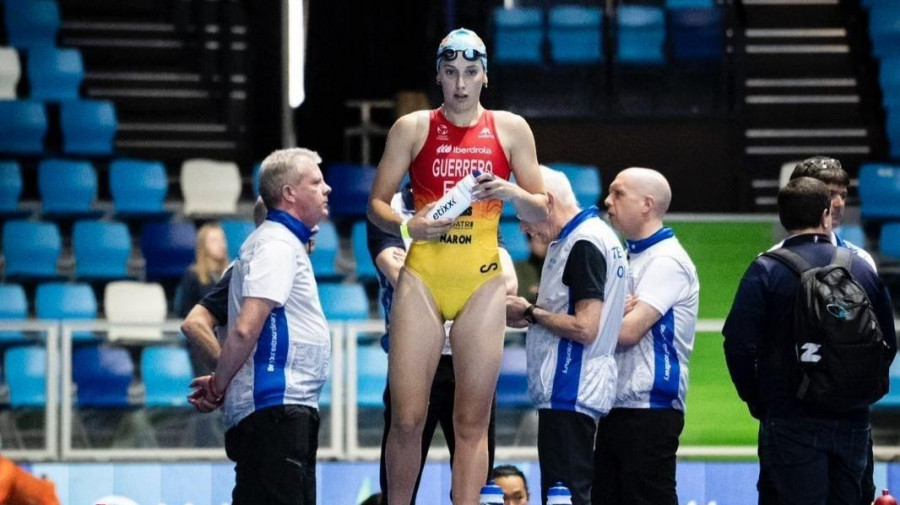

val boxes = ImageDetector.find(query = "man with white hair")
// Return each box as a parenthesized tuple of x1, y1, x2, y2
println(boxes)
(189, 147, 332, 505)
(594, 167, 699, 505)
(507, 166, 627, 505)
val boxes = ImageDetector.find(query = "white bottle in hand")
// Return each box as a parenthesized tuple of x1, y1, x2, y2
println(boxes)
(426, 170, 488, 222)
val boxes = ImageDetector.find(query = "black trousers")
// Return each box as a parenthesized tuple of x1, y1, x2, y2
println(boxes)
(538, 409, 598, 505)
(225, 405, 319, 505)
(379, 354, 496, 505)
(593, 408, 684, 505)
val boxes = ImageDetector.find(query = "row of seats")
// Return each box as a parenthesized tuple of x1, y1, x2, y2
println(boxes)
(0, 99, 117, 155)
(0, 279, 373, 336)
(1, 157, 601, 225)
(0, 213, 538, 286)
(0, 338, 532, 412)
(865, 2, 900, 158)
(493, 4, 723, 67)
(0, 158, 243, 220)
(0, 46, 84, 100)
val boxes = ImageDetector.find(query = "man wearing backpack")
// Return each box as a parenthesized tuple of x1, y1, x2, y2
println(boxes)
(762, 156, 879, 505)
(723, 177, 896, 504)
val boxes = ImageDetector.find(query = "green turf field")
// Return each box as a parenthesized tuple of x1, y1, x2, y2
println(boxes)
(669, 221, 778, 446)
(682, 332, 759, 447)
(669, 220, 777, 319)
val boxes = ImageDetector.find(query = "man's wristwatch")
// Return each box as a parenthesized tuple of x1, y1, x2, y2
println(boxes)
(523, 304, 537, 325)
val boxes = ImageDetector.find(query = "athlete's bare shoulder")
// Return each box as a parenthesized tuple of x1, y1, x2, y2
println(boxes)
(491, 110, 533, 152)
(491, 110, 529, 129)
(390, 110, 431, 143)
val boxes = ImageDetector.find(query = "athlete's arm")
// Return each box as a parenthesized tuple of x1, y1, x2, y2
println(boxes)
(481, 112, 548, 223)
(368, 112, 453, 240)
(499, 247, 518, 296)
(375, 246, 407, 288)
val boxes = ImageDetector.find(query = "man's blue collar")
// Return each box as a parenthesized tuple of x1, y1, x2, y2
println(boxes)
(626, 226, 674, 254)
(266, 209, 316, 244)
(557, 206, 601, 242)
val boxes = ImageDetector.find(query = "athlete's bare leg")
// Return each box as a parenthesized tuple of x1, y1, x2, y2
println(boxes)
(385, 267, 447, 505)
(448, 275, 506, 505)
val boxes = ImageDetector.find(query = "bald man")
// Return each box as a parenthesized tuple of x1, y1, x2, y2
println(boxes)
(594, 168, 700, 505)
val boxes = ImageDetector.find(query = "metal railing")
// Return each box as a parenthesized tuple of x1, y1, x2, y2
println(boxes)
(2, 318, 897, 462)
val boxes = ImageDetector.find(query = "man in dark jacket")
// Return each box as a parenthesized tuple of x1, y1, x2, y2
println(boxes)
(723, 177, 896, 504)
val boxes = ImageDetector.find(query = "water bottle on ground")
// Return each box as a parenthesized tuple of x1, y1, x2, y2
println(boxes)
(479, 482, 504, 505)
(875, 489, 898, 505)
(547, 482, 572, 505)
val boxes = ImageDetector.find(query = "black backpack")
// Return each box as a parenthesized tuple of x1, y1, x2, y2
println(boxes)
(764, 247, 890, 412)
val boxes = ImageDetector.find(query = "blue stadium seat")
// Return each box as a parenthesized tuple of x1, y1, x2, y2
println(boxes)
(109, 159, 171, 220)
(0, 284, 27, 344)
(142, 345, 192, 407)
(38, 159, 103, 220)
(35, 282, 97, 342)
(888, 108, 900, 159)
(879, 58, 900, 108)
(318, 283, 369, 321)
(835, 225, 865, 249)
(60, 99, 117, 155)
(140, 222, 197, 280)
(670, 7, 723, 62)
(0, 100, 47, 154)
(493, 7, 544, 65)
(311, 221, 340, 279)
(72, 346, 134, 407)
(666, 0, 714, 7)
(326, 163, 376, 219)
(0, 161, 29, 219)
(73, 220, 131, 280)
(221, 219, 254, 260)
(859, 163, 900, 220)
(869, 4, 900, 59)
(2, 220, 60, 279)
(4, 345, 46, 407)
(500, 221, 530, 262)
(497, 346, 530, 408)
(548, 6, 603, 65)
(26, 46, 84, 100)
(879, 223, 900, 261)
(550, 163, 602, 209)
(357, 343, 388, 408)
(617, 6, 666, 65)
(4, 0, 60, 49)
(351, 220, 378, 280)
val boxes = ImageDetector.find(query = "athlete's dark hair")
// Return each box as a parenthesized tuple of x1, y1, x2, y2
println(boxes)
(778, 177, 831, 232)
(492, 465, 529, 494)
(790, 156, 850, 187)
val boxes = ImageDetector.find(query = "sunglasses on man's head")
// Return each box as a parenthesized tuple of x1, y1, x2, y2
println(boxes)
(438, 48, 486, 63)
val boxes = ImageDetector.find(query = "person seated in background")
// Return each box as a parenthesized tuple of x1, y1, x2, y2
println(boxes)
(176, 222, 228, 375)
(492, 465, 530, 505)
